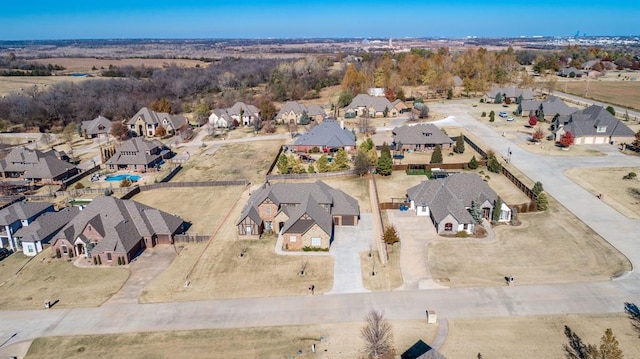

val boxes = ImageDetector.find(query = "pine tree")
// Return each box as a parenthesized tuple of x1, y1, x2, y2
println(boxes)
(487, 157, 501, 173)
(536, 192, 549, 211)
(332, 149, 350, 171)
(492, 197, 502, 222)
(494, 92, 503, 103)
(599, 328, 624, 359)
(532, 181, 544, 196)
(454, 136, 465, 154)
(317, 155, 329, 173)
(276, 153, 289, 174)
(354, 150, 370, 176)
(377, 142, 393, 176)
(470, 199, 483, 224)
(382, 225, 400, 245)
(468, 155, 479, 169)
(367, 147, 378, 167)
(430, 145, 443, 164)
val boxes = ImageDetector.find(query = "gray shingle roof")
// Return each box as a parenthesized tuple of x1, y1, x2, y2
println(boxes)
(407, 173, 499, 224)
(519, 99, 542, 113)
(127, 107, 186, 131)
(541, 96, 579, 117)
(281, 194, 332, 235)
(54, 196, 183, 255)
(294, 120, 356, 148)
(346, 94, 393, 112)
(0, 147, 78, 180)
(105, 137, 166, 167)
(81, 116, 112, 136)
(392, 124, 453, 146)
(0, 201, 53, 226)
(486, 86, 535, 100)
(555, 105, 636, 138)
(14, 207, 80, 244)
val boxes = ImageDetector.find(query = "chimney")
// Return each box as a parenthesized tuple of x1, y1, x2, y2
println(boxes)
(340, 120, 344, 129)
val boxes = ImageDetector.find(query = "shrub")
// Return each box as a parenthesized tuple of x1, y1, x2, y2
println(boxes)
(623, 172, 637, 180)
(302, 246, 329, 252)
(455, 231, 469, 238)
(120, 178, 132, 187)
(487, 157, 502, 173)
(309, 146, 321, 153)
(468, 155, 479, 169)
(74, 182, 85, 189)
(117, 257, 123, 265)
(481, 111, 486, 117)
(55, 248, 61, 258)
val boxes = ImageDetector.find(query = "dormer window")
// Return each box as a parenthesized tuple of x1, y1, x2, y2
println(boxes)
(596, 126, 607, 133)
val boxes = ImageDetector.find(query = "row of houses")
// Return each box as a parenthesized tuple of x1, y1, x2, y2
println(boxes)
(0, 196, 185, 264)
(80, 107, 188, 139)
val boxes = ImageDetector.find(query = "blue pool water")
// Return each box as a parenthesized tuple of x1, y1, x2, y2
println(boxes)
(105, 174, 141, 182)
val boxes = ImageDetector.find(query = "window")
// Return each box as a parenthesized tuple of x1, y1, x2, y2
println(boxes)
(596, 126, 607, 133)
(27, 245, 34, 253)
(265, 206, 271, 215)
(61, 245, 68, 254)
(106, 253, 112, 261)
(290, 236, 297, 242)
(444, 223, 453, 231)
(246, 226, 252, 235)
(311, 237, 321, 247)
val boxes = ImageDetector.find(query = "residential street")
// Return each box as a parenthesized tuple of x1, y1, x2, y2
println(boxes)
(2, 101, 640, 356)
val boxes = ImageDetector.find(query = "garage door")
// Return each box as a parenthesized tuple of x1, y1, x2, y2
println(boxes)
(341, 215, 355, 226)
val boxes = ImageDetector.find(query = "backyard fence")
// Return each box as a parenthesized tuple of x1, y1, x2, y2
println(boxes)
(266, 169, 356, 181)
(174, 234, 211, 243)
(60, 165, 101, 191)
(160, 165, 183, 183)
(369, 175, 388, 265)
(501, 167, 537, 201)
(265, 145, 285, 176)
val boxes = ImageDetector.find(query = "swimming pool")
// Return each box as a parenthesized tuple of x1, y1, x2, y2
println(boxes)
(105, 174, 141, 182)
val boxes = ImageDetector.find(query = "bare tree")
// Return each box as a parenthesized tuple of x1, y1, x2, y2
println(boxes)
(361, 310, 395, 359)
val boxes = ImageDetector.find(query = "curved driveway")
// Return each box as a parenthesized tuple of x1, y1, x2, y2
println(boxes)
(2, 102, 640, 351)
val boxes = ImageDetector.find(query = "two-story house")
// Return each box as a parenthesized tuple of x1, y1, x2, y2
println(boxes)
(104, 137, 171, 172)
(0, 201, 54, 252)
(127, 107, 186, 138)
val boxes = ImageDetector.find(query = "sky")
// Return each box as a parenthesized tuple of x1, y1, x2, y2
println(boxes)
(0, 0, 638, 40)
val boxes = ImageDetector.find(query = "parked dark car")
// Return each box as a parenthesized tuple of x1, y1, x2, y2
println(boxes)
(0, 248, 12, 261)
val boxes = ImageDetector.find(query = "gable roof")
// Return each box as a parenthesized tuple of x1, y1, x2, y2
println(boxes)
(407, 173, 499, 224)
(294, 119, 356, 148)
(0, 201, 53, 226)
(227, 102, 260, 118)
(0, 147, 78, 180)
(127, 107, 186, 131)
(555, 105, 636, 138)
(14, 206, 80, 244)
(280, 194, 333, 235)
(401, 340, 447, 359)
(105, 137, 166, 166)
(519, 99, 542, 113)
(392, 124, 453, 146)
(540, 96, 579, 117)
(486, 86, 535, 100)
(54, 196, 183, 254)
(346, 94, 394, 112)
(81, 116, 112, 136)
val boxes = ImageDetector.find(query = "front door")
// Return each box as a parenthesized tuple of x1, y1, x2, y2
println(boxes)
(482, 208, 490, 219)
(76, 243, 84, 257)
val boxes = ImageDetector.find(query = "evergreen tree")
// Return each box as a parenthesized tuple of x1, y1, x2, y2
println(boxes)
(537, 192, 549, 211)
(494, 92, 503, 103)
(468, 155, 479, 169)
(290, 156, 306, 174)
(382, 225, 400, 245)
(430, 145, 443, 164)
(367, 147, 378, 167)
(317, 155, 329, 173)
(454, 136, 465, 154)
(470, 199, 483, 224)
(299, 110, 310, 125)
(606, 106, 616, 117)
(276, 153, 289, 174)
(489, 110, 495, 122)
(532, 181, 544, 196)
(307, 163, 316, 173)
(332, 149, 350, 171)
(361, 138, 374, 152)
(487, 157, 502, 173)
(377, 142, 393, 176)
(492, 197, 502, 222)
(354, 150, 370, 176)
(599, 328, 624, 359)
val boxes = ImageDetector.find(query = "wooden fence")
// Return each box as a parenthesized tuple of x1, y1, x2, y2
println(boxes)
(174, 234, 211, 243)
(160, 165, 183, 183)
(266, 169, 356, 181)
(501, 167, 537, 201)
(60, 165, 101, 191)
(379, 202, 404, 210)
(265, 145, 285, 176)
(369, 175, 388, 265)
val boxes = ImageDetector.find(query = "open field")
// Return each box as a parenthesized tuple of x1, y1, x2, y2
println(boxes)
(25, 320, 438, 359)
(172, 140, 286, 184)
(428, 195, 631, 287)
(562, 79, 640, 111)
(360, 247, 403, 291)
(131, 186, 248, 234)
(0, 252, 31, 284)
(565, 167, 640, 219)
(26, 57, 209, 73)
(0, 76, 100, 96)
(24, 313, 640, 359)
(0, 249, 129, 310)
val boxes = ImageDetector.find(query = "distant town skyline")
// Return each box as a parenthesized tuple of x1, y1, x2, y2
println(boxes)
(1, 0, 638, 41)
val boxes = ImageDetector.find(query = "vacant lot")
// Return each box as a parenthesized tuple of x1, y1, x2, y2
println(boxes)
(0, 249, 129, 310)
(131, 186, 248, 234)
(172, 140, 285, 185)
(428, 196, 630, 287)
(0, 76, 98, 96)
(442, 313, 640, 359)
(563, 80, 640, 111)
(26, 57, 209, 73)
(565, 167, 640, 219)
(25, 320, 437, 359)
(360, 247, 403, 291)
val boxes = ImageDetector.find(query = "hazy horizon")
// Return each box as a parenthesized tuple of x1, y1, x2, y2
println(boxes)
(1, 0, 638, 41)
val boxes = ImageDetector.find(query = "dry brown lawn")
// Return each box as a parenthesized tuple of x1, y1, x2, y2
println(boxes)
(25, 58, 209, 73)
(0, 249, 129, 310)
(442, 313, 640, 359)
(0, 76, 99, 96)
(375, 172, 426, 202)
(172, 139, 285, 184)
(428, 196, 631, 287)
(565, 167, 640, 219)
(563, 80, 640, 111)
(466, 168, 532, 205)
(25, 320, 437, 359)
(0, 252, 31, 284)
(361, 248, 403, 291)
(131, 186, 248, 234)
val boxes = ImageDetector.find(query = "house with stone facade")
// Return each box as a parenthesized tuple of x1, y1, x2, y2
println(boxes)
(345, 94, 401, 118)
(51, 196, 184, 265)
(127, 107, 186, 138)
(275, 101, 326, 124)
(0, 147, 79, 184)
(237, 181, 359, 251)
(104, 137, 171, 172)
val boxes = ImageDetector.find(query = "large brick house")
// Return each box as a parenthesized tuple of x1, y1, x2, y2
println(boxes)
(0, 147, 79, 184)
(292, 119, 356, 153)
(237, 181, 360, 250)
(51, 196, 184, 265)
(127, 107, 186, 138)
(104, 137, 171, 172)
(275, 101, 326, 124)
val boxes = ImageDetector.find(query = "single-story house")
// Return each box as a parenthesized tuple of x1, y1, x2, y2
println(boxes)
(554, 105, 636, 145)
(485, 86, 536, 103)
(345, 94, 401, 118)
(127, 107, 187, 138)
(392, 123, 453, 151)
(237, 181, 360, 251)
(391, 99, 410, 113)
(407, 173, 510, 235)
(0, 201, 54, 252)
(51, 196, 185, 265)
(15, 206, 80, 256)
(275, 101, 327, 124)
(105, 137, 171, 172)
(518, 99, 542, 117)
(209, 102, 261, 127)
(292, 119, 357, 153)
(81, 115, 112, 139)
(0, 147, 80, 184)
(401, 339, 447, 359)
(539, 96, 579, 121)
(558, 67, 585, 78)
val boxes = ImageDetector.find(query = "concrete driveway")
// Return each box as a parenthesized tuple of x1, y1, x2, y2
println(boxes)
(327, 213, 374, 294)
(386, 210, 447, 290)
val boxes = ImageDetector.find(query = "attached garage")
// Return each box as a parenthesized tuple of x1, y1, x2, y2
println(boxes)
(339, 215, 356, 226)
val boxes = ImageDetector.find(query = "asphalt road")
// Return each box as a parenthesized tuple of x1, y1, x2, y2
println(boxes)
(2, 102, 640, 353)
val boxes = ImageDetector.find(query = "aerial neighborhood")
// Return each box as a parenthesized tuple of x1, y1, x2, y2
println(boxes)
(1, 34, 640, 358)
